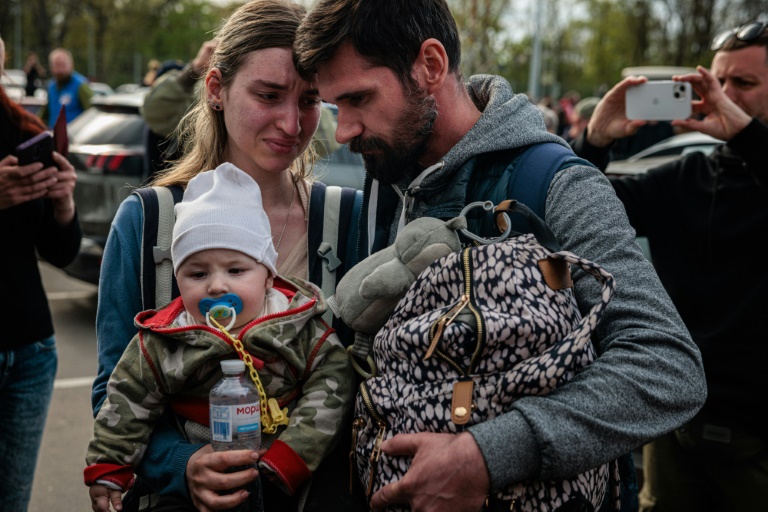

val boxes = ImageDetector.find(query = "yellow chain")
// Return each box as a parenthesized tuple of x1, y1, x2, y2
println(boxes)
(208, 317, 288, 434)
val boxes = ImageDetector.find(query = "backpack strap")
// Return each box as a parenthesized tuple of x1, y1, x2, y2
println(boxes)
(508, 142, 580, 219)
(132, 185, 183, 310)
(308, 181, 360, 326)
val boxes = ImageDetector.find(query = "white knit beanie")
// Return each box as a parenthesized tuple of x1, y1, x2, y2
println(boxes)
(171, 163, 278, 277)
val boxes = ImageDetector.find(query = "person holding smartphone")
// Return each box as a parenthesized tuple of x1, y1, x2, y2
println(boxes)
(0, 34, 82, 512)
(571, 21, 768, 512)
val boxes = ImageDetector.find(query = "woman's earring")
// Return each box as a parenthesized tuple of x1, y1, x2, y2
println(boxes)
(208, 101, 221, 111)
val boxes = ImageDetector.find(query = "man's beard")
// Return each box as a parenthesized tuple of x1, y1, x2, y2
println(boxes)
(349, 85, 437, 185)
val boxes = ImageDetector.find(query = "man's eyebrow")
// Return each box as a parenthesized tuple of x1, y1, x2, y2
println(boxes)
(330, 88, 373, 104)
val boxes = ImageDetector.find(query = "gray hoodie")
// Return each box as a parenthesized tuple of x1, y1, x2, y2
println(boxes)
(368, 75, 706, 490)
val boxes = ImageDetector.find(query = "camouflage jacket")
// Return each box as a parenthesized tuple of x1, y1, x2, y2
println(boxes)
(84, 276, 354, 495)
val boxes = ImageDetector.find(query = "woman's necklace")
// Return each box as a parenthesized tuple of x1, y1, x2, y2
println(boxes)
(273, 181, 295, 251)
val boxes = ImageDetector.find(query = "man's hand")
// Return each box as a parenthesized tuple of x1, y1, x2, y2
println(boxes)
(370, 432, 489, 512)
(88, 483, 123, 512)
(0, 154, 58, 210)
(186, 445, 260, 512)
(671, 65, 752, 141)
(190, 40, 218, 78)
(585, 75, 649, 148)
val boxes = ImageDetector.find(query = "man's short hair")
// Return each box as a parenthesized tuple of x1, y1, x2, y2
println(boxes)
(295, 0, 461, 88)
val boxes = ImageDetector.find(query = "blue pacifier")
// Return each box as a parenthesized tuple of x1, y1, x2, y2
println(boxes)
(199, 293, 244, 330)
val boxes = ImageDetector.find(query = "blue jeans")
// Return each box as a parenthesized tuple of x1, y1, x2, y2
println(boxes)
(0, 336, 58, 512)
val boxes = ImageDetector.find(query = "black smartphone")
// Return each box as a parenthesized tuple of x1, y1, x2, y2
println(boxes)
(16, 131, 56, 168)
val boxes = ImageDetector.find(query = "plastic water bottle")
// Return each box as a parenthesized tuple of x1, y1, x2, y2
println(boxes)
(209, 359, 263, 512)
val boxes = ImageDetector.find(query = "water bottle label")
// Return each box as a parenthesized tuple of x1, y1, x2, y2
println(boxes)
(210, 403, 260, 443)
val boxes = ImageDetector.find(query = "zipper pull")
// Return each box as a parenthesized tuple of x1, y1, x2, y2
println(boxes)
(267, 398, 290, 427)
(425, 294, 469, 360)
(367, 421, 387, 496)
(350, 417, 365, 494)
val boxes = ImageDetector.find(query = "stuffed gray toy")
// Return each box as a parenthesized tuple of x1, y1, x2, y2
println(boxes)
(327, 216, 466, 335)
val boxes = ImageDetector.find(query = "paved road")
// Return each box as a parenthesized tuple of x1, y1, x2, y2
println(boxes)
(29, 262, 99, 512)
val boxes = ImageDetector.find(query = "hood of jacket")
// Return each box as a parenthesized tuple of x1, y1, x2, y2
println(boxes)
(362, 75, 569, 252)
(133, 276, 327, 341)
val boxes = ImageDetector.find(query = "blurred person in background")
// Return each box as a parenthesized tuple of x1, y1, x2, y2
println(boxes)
(536, 102, 560, 134)
(140, 41, 217, 178)
(39, 48, 93, 128)
(142, 58, 162, 87)
(557, 89, 581, 137)
(0, 34, 82, 512)
(564, 96, 599, 145)
(23, 51, 46, 97)
(571, 20, 768, 512)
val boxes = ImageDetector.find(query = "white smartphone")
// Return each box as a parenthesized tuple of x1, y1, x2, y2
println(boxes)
(625, 81, 692, 121)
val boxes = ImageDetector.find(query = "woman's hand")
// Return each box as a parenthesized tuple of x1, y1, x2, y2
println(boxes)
(45, 151, 77, 225)
(0, 154, 59, 210)
(186, 445, 261, 512)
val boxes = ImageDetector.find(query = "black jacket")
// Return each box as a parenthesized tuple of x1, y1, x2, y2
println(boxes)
(0, 86, 82, 349)
(573, 119, 768, 439)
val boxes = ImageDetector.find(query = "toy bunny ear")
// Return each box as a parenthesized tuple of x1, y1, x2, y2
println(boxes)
(445, 216, 467, 230)
(360, 260, 415, 301)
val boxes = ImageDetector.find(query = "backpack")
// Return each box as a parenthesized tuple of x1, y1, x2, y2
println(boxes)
(132, 181, 361, 329)
(350, 142, 638, 511)
(352, 200, 621, 511)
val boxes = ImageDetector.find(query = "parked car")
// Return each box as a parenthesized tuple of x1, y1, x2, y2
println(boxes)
(89, 82, 115, 96)
(1, 69, 27, 102)
(604, 130, 722, 266)
(605, 131, 722, 176)
(62, 93, 365, 285)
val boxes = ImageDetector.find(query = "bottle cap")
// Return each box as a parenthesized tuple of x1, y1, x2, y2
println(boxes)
(220, 359, 245, 374)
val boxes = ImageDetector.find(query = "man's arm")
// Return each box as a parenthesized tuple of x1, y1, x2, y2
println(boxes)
(574, 66, 754, 169)
(141, 40, 216, 138)
(371, 165, 706, 511)
(570, 75, 650, 170)
(79, 82, 94, 114)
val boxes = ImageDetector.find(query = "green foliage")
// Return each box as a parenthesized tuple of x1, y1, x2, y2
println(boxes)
(2, 0, 230, 87)
(2, 0, 764, 98)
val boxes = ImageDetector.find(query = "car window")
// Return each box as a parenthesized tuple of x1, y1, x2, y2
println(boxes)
(69, 108, 145, 146)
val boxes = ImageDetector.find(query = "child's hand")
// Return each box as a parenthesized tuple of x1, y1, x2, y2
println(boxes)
(89, 483, 123, 512)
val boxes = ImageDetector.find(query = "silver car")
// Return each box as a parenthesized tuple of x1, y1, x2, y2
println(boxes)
(605, 131, 722, 176)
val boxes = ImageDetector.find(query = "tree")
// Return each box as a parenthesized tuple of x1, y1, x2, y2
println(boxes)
(448, 0, 511, 76)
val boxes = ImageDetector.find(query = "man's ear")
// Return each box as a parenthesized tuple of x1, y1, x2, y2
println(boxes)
(206, 68, 223, 104)
(414, 38, 448, 95)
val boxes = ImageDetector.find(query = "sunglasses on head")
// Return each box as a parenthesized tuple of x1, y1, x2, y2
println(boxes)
(711, 21, 767, 51)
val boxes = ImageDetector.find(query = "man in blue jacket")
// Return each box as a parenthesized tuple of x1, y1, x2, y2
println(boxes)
(39, 48, 93, 128)
(294, 1, 707, 511)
